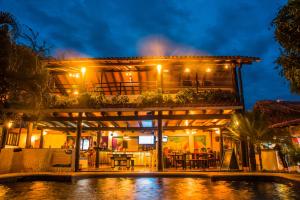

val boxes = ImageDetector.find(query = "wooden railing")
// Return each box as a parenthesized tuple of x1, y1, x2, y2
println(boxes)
(52, 80, 234, 95)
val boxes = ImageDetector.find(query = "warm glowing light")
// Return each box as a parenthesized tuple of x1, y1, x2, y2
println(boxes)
(75, 73, 80, 78)
(157, 64, 162, 73)
(184, 68, 190, 73)
(206, 68, 211, 73)
(69, 73, 73, 77)
(7, 121, 13, 128)
(163, 69, 169, 73)
(185, 120, 189, 126)
(43, 130, 48, 136)
(215, 128, 220, 135)
(31, 136, 36, 142)
(73, 90, 79, 95)
(224, 64, 229, 69)
(81, 67, 86, 75)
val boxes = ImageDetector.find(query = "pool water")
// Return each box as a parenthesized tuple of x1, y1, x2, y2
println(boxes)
(0, 178, 299, 200)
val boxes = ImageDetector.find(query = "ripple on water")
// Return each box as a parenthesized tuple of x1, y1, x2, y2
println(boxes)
(0, 178, 299, 200)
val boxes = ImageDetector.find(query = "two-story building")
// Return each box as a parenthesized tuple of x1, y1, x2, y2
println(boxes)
(0, 56, 259, 172)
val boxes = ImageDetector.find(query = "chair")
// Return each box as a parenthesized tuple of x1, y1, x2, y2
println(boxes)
(197, 153, 208, 169)
(175, 154, 187, 170)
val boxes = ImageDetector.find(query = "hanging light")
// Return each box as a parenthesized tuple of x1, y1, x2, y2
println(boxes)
(157, 64, 162, 73)
(184, 68, 191, 73)
(81, 67, 86, 75)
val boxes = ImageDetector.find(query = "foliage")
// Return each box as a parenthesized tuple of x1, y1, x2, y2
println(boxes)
(44, 93, 77, 108)
(273, 0, 300, 93)
(42, 89, 237, 109)
(175, 88, 236, 104)
(136, 91, 164, 106)
(0, 11, 50, 111)
(110, 95, 129, 105)
(227, 111, 273, 143)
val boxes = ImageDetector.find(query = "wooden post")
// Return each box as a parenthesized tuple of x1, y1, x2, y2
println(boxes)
(237, 64, 245, 111)
(75, 112, 83, 172)
(241, 138, 249, 171)
(25, 122, 33, 148)
(232, 65, 240, 102)
(220, 129, 224, 160)
(39, 129, 44, 149)
(95, 124, 101, 168)
(157, 110, 163, 171)
(0, 127, 8, 149)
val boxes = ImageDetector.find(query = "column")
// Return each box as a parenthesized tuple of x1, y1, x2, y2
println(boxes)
(0, 127, 8, 149)
(237, 65, 245, 111)
(219, 129, 224, 161)
(188, 135, 194, 153)
(25, 122, 33, 148)
(241, 138, 249, 171)
(39, 129, 44, 149)
(157, 111, 163, 171)
(95, 126, 101, 168)
(75, 112, 83, 172)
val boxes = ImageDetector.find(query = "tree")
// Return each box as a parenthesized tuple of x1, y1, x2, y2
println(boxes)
(0, 11, 19, 104)
(0, 11, 50, 110)
(273, 0, 300, 93)
(227, 111, 272, 171)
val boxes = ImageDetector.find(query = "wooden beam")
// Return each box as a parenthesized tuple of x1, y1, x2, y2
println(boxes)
(110, 71, 118, 94)
(118, 71, 127, 95)
(6, 106, 242, 114)
(38, 125, 224, 131)
(29, 113, 231, 122)
(137, 66, 142, 94)
(103, 72, 112, 95)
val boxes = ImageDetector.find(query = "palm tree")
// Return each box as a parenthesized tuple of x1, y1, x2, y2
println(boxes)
(227, 111, 272, 171)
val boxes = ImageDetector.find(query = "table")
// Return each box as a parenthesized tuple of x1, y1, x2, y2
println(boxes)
(110, 154, 133, 169)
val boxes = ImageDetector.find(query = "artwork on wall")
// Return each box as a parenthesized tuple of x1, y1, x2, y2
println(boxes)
(112, 137, 123, 151)
(194, 135, 206, 150)
(164, 136, 189, 151)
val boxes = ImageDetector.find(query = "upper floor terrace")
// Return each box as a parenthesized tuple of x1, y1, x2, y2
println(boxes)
(41, 56, 259, 109)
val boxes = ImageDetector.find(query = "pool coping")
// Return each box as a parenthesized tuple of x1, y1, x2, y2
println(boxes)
(0, 172, 299, 185)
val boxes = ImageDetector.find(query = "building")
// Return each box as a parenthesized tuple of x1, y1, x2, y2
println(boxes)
(0, 56, 259, 172)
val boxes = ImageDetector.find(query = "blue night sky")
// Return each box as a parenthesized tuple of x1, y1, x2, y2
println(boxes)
(1, 0, 299, 109)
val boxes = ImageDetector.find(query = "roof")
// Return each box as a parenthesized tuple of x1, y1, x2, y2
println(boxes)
(254, 100, 300, 128)
(43, 55, 260, 68)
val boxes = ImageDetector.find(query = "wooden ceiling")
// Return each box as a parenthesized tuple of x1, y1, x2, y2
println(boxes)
(44, 56, 260, 95)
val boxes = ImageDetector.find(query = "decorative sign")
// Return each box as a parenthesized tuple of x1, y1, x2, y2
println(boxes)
(220, 149, 239, 170)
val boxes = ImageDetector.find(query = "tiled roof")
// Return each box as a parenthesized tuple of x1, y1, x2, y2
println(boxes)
(254, 100, 300, 127)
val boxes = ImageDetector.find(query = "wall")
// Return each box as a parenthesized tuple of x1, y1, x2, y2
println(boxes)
(0, 148, 74, 173)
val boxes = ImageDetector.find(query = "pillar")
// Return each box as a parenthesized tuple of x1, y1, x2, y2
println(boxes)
(188, 135, 194, 153)
(75, 112, 83, 172)
(157, 111, 163, 171)
(0, 127, 8, 149)
(25, 122, 33, 148)
(237, 65, 245, 111)
(241, 138, 249, 171)
(39, 129, 44, 149)
(95, 126, 101, 168)
(219, 129, 224, 161)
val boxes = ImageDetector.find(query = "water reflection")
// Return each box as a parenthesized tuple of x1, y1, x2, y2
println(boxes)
(0, 178, 299, 200)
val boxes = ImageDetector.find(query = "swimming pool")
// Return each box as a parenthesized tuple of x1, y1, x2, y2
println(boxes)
(0, 178, 299, 199)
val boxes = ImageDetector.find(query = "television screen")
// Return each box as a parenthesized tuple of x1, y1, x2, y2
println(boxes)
(155, 136, 168, 142)
(139, 136, 154, 144)
(163, 136, 168, 142)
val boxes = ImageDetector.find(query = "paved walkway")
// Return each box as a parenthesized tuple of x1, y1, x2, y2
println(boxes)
(0, 171, 300, 184)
